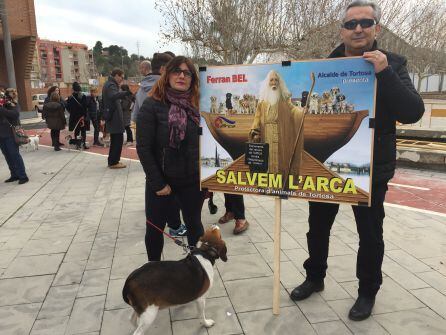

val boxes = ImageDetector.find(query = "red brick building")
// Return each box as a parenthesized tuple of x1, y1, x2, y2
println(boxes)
(0, 0, 37, 110)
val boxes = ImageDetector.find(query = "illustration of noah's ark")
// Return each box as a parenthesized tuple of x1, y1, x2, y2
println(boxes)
(201, 110, 368, 163)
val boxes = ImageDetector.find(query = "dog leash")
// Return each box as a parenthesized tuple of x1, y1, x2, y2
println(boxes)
(30, 127, 48, 137)
(145, 219, 194, 254)
(72, 117, 85, 133)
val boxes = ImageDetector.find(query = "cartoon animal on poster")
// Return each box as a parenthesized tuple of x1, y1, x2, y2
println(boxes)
(210, 96, 218, 114)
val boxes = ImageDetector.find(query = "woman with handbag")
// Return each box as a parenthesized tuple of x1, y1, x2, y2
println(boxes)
(0, 89, 29, 184)
(136, 56, 204, 261)
(43, 92, 66, 151)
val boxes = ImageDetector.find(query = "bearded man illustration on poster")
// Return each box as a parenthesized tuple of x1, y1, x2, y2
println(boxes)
(249, 70, 305, 178)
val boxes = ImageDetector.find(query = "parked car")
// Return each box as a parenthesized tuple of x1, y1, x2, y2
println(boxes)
(32, 94, 47, 112)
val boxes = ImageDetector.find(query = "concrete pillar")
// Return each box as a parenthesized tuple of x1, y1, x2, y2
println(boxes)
(0, 0, 17, 88)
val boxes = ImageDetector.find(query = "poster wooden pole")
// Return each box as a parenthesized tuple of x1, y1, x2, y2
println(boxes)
(273, 197, 282, 315)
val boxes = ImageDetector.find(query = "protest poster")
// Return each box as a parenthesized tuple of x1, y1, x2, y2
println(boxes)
(200, 57, 376, 206)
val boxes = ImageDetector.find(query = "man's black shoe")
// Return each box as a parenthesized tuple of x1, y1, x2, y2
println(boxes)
(290, 279, 324, 301)
(18, 177, 29, 185)
(5, 177, 19, 183)
(348, 296, 375, 321)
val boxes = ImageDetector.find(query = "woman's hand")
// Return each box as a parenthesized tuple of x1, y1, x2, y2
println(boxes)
(156, 184, 172, 196)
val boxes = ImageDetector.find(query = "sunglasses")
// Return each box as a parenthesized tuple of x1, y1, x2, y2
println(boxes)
(172, 68, 193, 78)
(342, 18, 376, 30)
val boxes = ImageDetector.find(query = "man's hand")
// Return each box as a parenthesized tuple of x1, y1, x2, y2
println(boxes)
(249, 129, 260, 143)
(363, 51, 388, 74)
(156, 184, 172, 196)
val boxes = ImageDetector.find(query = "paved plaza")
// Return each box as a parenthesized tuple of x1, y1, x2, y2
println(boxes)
(1, 147, 446, 335)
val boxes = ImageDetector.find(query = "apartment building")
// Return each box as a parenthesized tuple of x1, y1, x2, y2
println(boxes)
(36, 38, 97, 86)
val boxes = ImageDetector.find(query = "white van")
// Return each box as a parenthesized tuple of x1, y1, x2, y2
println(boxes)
(31, 94, 47, 112)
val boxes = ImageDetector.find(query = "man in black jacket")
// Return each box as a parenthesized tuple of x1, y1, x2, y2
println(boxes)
(102, 69, 131, 168)
(290, 0, 424, 321)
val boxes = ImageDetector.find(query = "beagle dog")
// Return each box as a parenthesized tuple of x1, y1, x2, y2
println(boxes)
(122, 226, 227, 335)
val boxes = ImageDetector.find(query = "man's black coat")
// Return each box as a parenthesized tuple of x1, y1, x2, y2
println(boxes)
(329, 41, 424, 184)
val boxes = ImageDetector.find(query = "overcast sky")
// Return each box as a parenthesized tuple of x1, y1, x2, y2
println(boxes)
(35, 0, 184, 58)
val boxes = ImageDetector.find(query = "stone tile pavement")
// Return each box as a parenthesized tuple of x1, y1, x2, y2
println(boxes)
(1, 147, 446, 334)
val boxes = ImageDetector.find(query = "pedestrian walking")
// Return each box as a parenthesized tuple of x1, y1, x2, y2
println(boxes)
(42, 92, 66, 151)
(136, 56, 203, 261)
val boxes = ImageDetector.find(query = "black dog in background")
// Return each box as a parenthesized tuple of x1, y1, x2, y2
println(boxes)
(225, 93, 233, 111)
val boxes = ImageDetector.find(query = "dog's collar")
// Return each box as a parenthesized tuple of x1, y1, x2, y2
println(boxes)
(192, 242, 219, 265)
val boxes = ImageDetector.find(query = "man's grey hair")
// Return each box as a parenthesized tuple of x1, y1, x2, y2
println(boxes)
(342, 1, 382, 23)
(140, 60, 151, 72)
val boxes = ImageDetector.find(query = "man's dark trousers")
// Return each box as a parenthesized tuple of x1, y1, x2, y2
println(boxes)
(224, 193, 245, 219)
(303, 183, 388, 298)
(108, 133, 123, 166)
(92, 118, 100, 143)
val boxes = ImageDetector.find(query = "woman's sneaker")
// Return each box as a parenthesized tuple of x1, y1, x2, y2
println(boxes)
(169, 223, 188, 237)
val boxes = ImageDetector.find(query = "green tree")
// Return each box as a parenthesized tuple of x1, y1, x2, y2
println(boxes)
(93, 41, 103, 58)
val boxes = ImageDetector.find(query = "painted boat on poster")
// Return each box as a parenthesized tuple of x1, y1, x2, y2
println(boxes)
(201, 110, 368, 162)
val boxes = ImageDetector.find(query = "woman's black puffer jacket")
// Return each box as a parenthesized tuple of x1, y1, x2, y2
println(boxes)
(136, 97, 200, 192)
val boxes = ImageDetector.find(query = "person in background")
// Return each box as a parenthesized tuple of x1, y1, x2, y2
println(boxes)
(0, 88, 29, 184)
(131, 53, 173, 123)
(86, 87, 104, 147)
(66, 82, 89, 149)
(218, 194, 249, 234)
(120, 84, 135, 146)
(136, 56, 203, 261)
(44, 86, 65, 107)
(97, 95, 108, 143)
(102, 69, 132, 168)
(42, 92, 66, 151)
(208, 192, 218, 214)
(290, 0, 425, 321)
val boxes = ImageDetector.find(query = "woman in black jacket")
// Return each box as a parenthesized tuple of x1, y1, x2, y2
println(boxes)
(136, 56, 203, 261)
(42, 92, 66, 151)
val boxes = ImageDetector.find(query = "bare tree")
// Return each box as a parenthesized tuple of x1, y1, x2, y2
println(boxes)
(157, 0, 446, 74)
(378, 0, 446, 90)
(157, 0, 289, 64)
